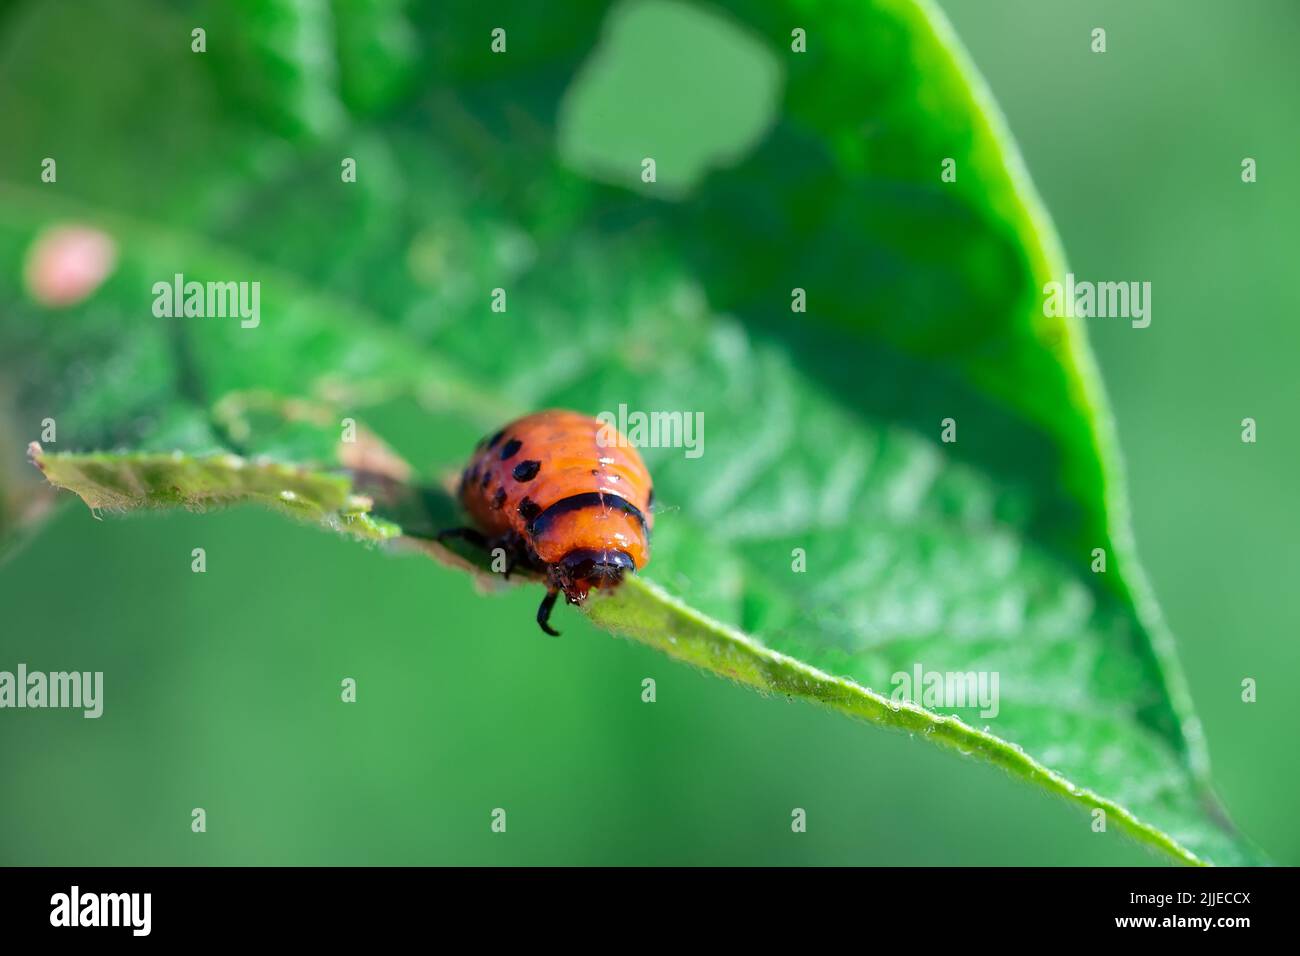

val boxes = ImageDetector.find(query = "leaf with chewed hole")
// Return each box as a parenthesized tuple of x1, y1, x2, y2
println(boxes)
(0, 0, 1262, 865)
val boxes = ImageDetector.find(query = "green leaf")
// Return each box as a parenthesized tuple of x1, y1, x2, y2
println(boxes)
(28, 445, 400, 543)
(587, 576, 1205, 866)
(0, 0, 1259, 864)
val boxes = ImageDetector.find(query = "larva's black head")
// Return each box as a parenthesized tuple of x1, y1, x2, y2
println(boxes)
(537, 549, 635, 636)
(555, 548, 634, 602)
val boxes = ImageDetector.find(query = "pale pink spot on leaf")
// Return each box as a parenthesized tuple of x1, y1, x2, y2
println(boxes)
(23, 224, 118, 307)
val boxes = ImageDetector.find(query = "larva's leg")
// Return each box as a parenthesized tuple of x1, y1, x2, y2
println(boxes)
(497, 532, 540, 580)
(498, 538, 519, 580)
(536, 588, 561, 637)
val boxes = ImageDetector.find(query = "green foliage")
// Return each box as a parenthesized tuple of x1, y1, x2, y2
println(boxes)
(29, 446, 398, 542)
(0, 0, 1258, 863)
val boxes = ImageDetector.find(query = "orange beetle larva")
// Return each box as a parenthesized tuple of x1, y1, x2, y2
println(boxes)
(439, 409, 654, 636)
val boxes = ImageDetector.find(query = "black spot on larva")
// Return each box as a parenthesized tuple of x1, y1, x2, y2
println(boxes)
(487, 430, 504, 449)
(500, 438, 522, 460)
(480, 470, 491, 489)
(591, 469, 600, 476)
(491, 488, 506, 510)
(517, 497, 542, 522)
(512, 459, 541, 482)
(647, 487, 654, 509)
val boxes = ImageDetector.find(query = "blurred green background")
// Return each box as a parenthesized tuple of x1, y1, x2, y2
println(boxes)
(1, 0, 1296, 865)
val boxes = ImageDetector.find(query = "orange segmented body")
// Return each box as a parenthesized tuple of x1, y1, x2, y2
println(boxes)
(448, 409, 654, 635)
